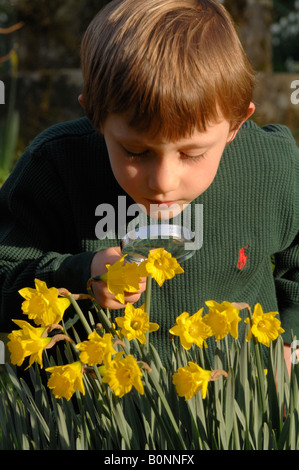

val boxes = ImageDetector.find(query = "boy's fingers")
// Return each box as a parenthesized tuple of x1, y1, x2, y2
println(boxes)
(92, 281, 144, 310)
(138, 278, 147, 291)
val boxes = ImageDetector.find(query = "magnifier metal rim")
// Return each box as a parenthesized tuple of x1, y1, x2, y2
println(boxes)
(121, 224, 194, 247)
(120, 224, 196, 262)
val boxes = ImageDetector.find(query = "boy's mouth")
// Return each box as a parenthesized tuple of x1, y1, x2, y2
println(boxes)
(141, 199, 186, 220)
(145, 199, 182, 208)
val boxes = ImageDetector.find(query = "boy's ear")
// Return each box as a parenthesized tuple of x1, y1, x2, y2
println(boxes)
(229, 102, 255, 142)
(243, 101, 256, 122)
(78, 94, 85, 109)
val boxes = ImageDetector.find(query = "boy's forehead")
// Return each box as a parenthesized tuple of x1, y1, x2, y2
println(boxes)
(103, 112, 229, 146)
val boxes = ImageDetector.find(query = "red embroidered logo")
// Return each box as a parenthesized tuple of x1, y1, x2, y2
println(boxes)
(237, 245, 249, 270)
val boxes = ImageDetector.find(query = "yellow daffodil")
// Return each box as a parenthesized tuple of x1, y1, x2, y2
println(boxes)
(102, 353, 144, 397)
(139, 248, 184, 287)
(115, 303, 159, 344)
(203, 300, 242, 341)
(244, 303, 284, 347)
(19, 279, 71, 327)
(7, 319, 52, 369)
(169, 309, 212, 350)
(46, 361, 85, 401)
(100, 256, 142, 304)
(172, 362, 212, 400)
(76, 331, 117, 366)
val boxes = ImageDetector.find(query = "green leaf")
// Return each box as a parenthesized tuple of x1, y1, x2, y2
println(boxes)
(225, 368, 235, 446)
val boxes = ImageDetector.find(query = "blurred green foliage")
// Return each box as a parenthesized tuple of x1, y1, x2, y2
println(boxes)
(0, 1, 22, 184)
(0, 48, 19, 185)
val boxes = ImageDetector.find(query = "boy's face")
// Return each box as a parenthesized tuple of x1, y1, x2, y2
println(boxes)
(101, 112, 239, 219)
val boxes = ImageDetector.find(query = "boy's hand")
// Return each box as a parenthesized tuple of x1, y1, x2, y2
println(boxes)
(90, 247, 146, 309)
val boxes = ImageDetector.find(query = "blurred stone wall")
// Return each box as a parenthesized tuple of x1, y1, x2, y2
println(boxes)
(1, 0, 107, 151)
(1, 0, 299, 153)
(254, 72, 299, 139)
(223, 0, 299, 142)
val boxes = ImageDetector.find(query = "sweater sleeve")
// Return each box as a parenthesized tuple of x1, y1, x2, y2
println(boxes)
(0, 145, 95, 331)
(273, 127, 299, 345)
(275, 234, 299, 345)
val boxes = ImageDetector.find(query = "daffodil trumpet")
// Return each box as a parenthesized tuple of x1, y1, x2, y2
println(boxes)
(7, 320, 73, 370)
(115, 303, 159, 346)
(46, 361, 85, 401)
(19, 279, 71, 327)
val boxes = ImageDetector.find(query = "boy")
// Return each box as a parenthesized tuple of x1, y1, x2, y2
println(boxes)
(0, 0, 298, 369)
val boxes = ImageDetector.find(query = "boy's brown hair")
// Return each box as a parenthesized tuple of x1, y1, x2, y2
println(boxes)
(81, 0, 254, 139)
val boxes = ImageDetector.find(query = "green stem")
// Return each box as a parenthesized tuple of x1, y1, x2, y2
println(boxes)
(224, 335, 231, 370)
(146, 366, 187, 450)
(92, 301, 118, 337)
(144, 276, 152, 317)
(68, 293, 93, 336)
(247, 307, 268, 421)
(144, 276, 152, 353)
(86, 283, 118, 337)
(254, 341, 268, 418)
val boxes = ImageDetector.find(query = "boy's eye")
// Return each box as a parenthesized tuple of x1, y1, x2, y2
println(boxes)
(123, 147, 206, 161)
(123, 148, 149, 158)
(180, 152, 206, 161)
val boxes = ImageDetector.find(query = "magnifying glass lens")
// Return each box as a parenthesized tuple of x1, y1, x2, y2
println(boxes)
(120, 225, 196, 263)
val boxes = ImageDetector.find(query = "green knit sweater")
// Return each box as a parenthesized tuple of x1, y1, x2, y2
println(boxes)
(0, 117, 299, 363)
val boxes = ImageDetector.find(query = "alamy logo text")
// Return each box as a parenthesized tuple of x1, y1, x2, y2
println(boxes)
(95, 197, 203, 251)
(0, 80, 5, 104)
(0, 340, 5, 365)
(291, 80, 299, 105)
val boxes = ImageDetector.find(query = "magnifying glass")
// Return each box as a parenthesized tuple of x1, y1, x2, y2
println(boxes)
(120, 224, 196, 263)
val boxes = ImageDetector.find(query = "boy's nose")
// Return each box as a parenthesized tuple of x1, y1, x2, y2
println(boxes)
(147, 158, 179, 194)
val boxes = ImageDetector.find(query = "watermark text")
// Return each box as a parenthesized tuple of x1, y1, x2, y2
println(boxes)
(291, 80, 299, 105)
(291, 340, 299, 364)
(0, 80, 4, 104)
(0, 340, 5, 365)
(95, 197, 203, 251)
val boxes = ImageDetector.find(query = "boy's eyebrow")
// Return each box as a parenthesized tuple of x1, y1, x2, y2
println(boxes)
(178, 141, 213, 149)
(116, 135, 215, 149)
